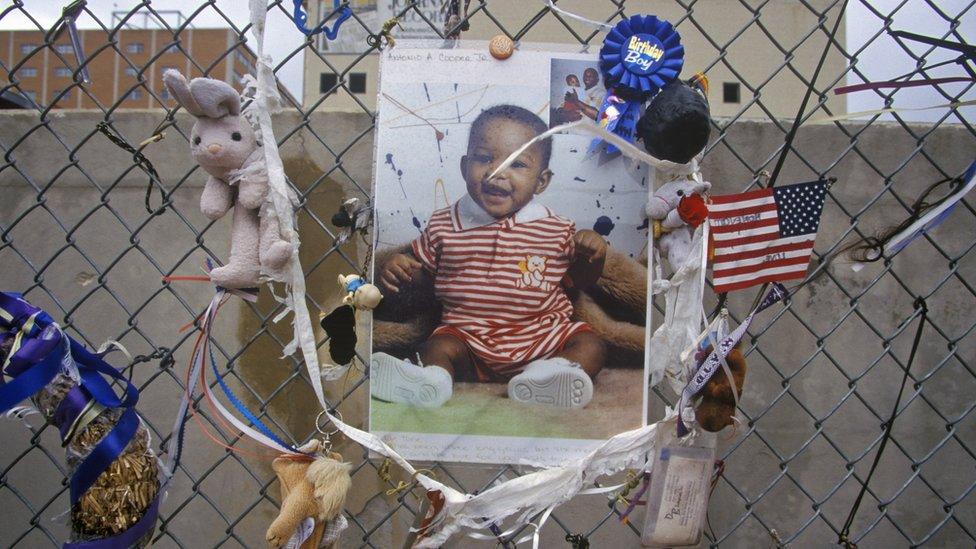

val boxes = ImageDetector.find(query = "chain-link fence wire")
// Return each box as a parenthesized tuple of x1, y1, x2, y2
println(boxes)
(1, 0, 975, 547)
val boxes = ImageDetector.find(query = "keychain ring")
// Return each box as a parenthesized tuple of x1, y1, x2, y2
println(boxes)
(315, 408, 342, 437)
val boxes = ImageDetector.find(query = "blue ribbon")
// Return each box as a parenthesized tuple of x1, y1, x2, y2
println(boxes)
(292, 0, 351, 40)
(0, 292, 150, 513)
(587, 92, 641, 155)
(592, 15, 682, 150)
(207, 344, 302, 454)
(599, 15, 684, 99)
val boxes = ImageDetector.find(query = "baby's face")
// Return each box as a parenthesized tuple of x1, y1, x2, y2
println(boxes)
(567, 75, 580, 87)
(462, 118, 551, 219)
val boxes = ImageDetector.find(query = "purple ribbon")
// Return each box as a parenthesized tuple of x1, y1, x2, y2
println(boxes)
(677, 284, 787, 436)
(55, 385, 90, 441)
(1, 291, 158, 547)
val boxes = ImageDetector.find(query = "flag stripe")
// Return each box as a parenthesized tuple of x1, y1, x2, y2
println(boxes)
(712, 248, 814, 272)
(713, 263, 809, 286)
(708, 202, 778, 219)
(713, 270, 807, 293)
(708, 188, 772, 205)
(710, 216, 779, 235)
(711, 223, 780, 241)
(713, 255, 812, 278)
(713, 239, 816, 262)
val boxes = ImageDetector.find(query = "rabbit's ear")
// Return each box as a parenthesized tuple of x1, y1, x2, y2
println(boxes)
(188, 78, 241, 118)
(163, 69, 205, 117)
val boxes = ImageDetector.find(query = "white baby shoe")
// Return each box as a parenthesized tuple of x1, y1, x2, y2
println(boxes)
(507, 357, 593, 408)
(370, 352, 453, 408)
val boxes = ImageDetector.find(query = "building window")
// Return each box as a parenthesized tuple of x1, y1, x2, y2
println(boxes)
(164, 43, 179, 54)
(160, 88, 171, 100)
(54, 67, 72, 78)
(349, 73, 366, 94)
(320, 73, 338, 93)
(52, 88, 71, 101)
(55, 44, 74, 55)
(124, 67, 138, 77)
(723, 82, 740, 104)
(23, 90, 36, 102)
(128, 89, 143, 101)
(19, 67, 37, 77)
(20, 44, 37, 55)
(126, 43, 144, 54)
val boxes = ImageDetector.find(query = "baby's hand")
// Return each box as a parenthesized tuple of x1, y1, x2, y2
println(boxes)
(380, 253, 422, 294)
(571, 230, 607, 264)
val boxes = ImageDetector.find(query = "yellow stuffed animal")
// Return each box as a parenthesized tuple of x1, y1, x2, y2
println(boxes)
(266, 441, 352, 549)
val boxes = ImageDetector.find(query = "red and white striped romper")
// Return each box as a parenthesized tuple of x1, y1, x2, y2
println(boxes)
(411, 196, 591, 381)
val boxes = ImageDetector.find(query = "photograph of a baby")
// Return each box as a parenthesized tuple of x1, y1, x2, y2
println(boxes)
(371, 46, 651, 464)
(374, 104, 608, 409)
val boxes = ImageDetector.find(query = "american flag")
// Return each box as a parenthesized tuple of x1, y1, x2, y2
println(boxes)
(708, 180, 828, 293)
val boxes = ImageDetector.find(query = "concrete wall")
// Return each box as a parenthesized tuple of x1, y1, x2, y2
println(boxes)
(1, 109, 974, 547)
(304, 0, 847, 119)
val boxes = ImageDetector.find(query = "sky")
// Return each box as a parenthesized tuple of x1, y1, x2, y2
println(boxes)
(1, 0, 973, 122)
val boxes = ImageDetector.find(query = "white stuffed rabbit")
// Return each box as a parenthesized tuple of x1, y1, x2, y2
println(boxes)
(163, 69, 293, 289)
(646, 177, 711, 271)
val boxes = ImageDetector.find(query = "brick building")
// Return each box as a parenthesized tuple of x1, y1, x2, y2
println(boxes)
(1, 27, 295, 109)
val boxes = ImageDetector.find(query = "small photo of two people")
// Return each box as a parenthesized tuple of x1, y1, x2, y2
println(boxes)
(550, 60, 605, 127)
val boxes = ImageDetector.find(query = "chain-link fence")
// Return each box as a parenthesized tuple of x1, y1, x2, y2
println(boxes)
(2, 0, 975, 547)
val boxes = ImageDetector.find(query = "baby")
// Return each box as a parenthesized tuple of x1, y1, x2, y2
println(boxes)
(562, 73, 584, 112)
(373, 104, 607, 409)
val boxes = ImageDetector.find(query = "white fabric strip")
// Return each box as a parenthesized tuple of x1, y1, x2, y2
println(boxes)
(324, 409, 669, 548)
(810, 99, 976, 124)
(487, 118, 696, 181)
(544, 0, 616, 30)
(248, 0, 333, 407)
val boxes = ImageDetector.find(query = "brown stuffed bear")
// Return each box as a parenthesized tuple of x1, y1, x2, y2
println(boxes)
(371, 244, 649, 368)
(694, 344, 747, 432)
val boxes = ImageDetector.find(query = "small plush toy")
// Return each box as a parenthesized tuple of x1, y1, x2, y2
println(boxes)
(320, 274, 383, 365)
(694, 343, 747, 432)
(338, 274, 383, 310)
(645, 178, 711, 271)
(266, 440, 351, 549)
(636, 76, 711, 165)
(163, 69, 294, 289)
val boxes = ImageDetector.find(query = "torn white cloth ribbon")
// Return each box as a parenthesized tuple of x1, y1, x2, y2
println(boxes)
(324, 409, 673, 547)
(488, 118, 697, 181)
(248, 0, 333, 410)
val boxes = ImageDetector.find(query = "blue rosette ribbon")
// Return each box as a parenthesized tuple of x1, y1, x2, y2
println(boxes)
(591, 15, 684, 153)
(599, 15, 684, 99)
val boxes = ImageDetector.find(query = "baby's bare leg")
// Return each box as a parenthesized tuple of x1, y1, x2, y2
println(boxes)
(554, 331, 605, 380)
(419, 333, 477, 382)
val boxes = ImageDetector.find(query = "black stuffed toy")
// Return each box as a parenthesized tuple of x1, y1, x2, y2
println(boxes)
(636, 76, 711, 164)
(320, 274, 383, 366)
